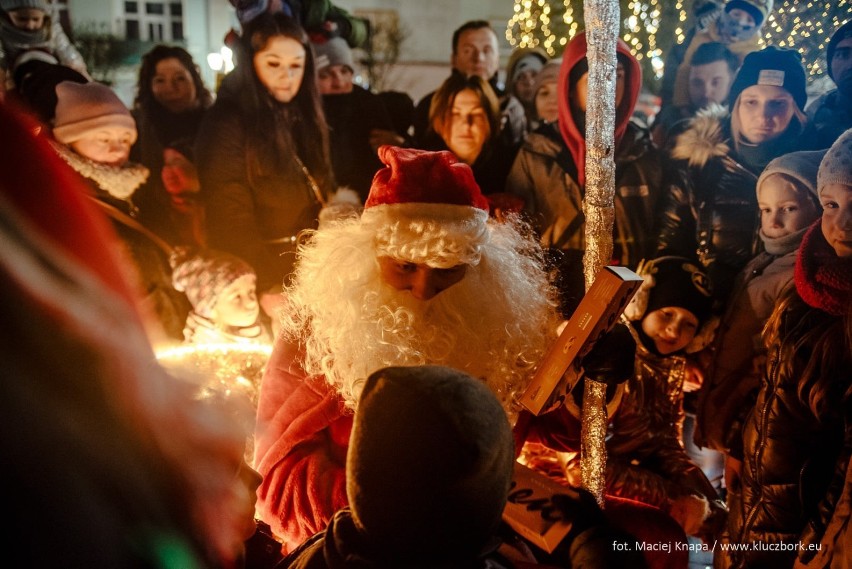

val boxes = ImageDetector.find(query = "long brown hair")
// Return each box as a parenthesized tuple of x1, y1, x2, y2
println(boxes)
(428, 74, 500, 152)
(134, 44, 213, 113)
(234, 12, 333, 194)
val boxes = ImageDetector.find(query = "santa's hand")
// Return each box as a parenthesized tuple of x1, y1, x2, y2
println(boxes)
(550, 486, 606, 540)
(581, 323, 635, 388)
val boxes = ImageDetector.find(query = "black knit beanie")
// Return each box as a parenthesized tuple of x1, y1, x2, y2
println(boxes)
(639, 256, 714, 325)
(347, 365, 514, 563)
(827, 20, 852, 81)
(729, 46, 807, 110)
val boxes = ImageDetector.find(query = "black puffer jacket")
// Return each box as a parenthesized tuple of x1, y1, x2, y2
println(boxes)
(656, 106, 803, 304)
(725, 290, 852, 568)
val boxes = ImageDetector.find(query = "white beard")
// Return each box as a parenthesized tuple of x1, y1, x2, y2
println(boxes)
(280, 217, 561, 419)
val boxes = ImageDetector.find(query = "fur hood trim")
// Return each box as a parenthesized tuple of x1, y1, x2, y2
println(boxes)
(671, 104, 730, 168)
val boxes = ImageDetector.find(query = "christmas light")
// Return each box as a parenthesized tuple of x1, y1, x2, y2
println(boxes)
(156, 343, 272, 404)
(507, 0, 851, 85)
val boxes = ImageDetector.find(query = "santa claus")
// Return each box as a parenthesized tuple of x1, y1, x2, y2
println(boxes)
(253, 146, 682, 567)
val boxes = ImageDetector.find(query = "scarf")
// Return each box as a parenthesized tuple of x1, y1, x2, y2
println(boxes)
(760, 225, 809, 256)
(794, 221, 852, 317)
(51, 141, 149, 200)
(0, 18, 49, 52)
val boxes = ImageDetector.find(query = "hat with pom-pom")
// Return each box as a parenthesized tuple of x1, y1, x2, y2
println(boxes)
(171, 248, 255, 319)
(53, 81, 137, 145)
(362, 146, 490, 268)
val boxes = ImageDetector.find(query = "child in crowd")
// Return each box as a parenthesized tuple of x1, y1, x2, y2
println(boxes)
(0, 0, 87, 97)
(49, 80, 190, 343)
(532, 59, 560, 128)
(695, 150, 825, 489)
(600, 256, 726, 541)
(279, 365, 636, 568)
(723, 128, 852, 568)
(170, 247, 272, 346)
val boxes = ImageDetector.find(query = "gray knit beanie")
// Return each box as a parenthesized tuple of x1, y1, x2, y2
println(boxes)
(312, 36, 354, 71)
(818, 127, 852, 194)
(757, 149, 828, 202)
(1, 0, 48, 11)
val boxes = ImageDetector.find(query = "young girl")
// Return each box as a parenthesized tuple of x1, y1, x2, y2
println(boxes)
(195, 12, 334, 323)
(696, 150, 825, 481)
(50, 80, 189, 343)
(0, 0, 86, 96)
(170, 247, 271, 346)
(724, 128, 852, 567)
(601, 255, 725, 541)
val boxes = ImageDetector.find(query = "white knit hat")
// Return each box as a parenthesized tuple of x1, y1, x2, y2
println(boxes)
(52, 81, 137, 144)
(818, 128, 852, 195)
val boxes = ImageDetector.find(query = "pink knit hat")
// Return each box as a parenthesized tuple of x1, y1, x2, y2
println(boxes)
(362, 146, 490, 268)
(52, 81, 137, 144)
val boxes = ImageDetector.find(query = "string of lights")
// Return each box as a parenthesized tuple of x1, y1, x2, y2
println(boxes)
(507, 0, 851, 84)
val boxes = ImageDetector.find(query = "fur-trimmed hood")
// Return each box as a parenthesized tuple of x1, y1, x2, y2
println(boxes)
(670, 104, 730, 169)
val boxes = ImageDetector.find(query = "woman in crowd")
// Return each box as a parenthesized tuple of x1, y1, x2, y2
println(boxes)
(195, 12, 334, 322)
(423, 73, 516, 196)
(132, 45, 213, 246)
(658, 46, 811, 306)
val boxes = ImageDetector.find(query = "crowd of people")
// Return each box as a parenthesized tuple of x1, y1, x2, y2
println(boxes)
(1, 0, 851, 567)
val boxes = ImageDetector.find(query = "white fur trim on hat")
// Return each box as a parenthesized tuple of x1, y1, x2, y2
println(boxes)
(362, 203, 489, 268)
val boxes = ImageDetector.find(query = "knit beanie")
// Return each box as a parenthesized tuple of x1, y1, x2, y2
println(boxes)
(363, 145, 490, 269)
(728, 46, 807, 110)
(694, 0, 723, 31)
(725, 0, 773, 27)
(827, 20, 852, 81)
(532, 59, 561, 98)
(0, 0, 48, 11)
(624, 256, 714, 325)
(757, 149, 827, 202)
(347, 365, 514, 563)
(312, 36, 354, 71)
(818, 127, 852, 194)
(512, 53, 545, 83)
(170, 248, 255, 319)
(52, 81, 137, 145)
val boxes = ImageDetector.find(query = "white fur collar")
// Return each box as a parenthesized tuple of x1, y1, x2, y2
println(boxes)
(670, 104, 730, 168)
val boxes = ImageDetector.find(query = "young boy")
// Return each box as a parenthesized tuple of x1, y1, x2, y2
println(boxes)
(602, 256, 725, 541)
(0, 0, 87, 97)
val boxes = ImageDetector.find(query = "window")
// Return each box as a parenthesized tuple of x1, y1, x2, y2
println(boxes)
(124, 1, 183, 42)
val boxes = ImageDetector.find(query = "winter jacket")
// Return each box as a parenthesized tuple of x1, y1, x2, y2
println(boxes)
(50, 142, 190, 342)
(695, 249, 798, 456)
(0, 7, 86, 84)
(656, 106, 804, 304)
(603, 322, 721, 511)
(195, 98, 325, 292)
(725, 289, 852, 568)
(323, 85, 394, 202)
(506, 121, 664, 270)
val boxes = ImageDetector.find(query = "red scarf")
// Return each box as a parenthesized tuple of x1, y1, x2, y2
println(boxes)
(794, 221, 852, 317)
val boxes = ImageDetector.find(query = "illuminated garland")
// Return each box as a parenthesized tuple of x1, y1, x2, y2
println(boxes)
(156, 342, 272, 405)
(508, 0, 851, 81)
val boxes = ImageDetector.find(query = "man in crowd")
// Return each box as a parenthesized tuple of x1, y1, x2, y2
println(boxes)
(651, 41, 739, 148)
(803, 20, 852, 149)
(411, 20, 526, 148)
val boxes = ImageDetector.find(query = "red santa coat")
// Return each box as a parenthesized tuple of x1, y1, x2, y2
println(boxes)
(253, 334, 589, 552)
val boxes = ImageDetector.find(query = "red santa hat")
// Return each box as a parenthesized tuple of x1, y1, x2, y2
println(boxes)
(362, 145, 490, 268)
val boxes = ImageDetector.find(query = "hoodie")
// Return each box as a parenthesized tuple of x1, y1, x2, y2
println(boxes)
(557, 32, 642, 186)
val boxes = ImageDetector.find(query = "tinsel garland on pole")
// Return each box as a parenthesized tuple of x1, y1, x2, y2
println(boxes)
(580, 0, 619, 506)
